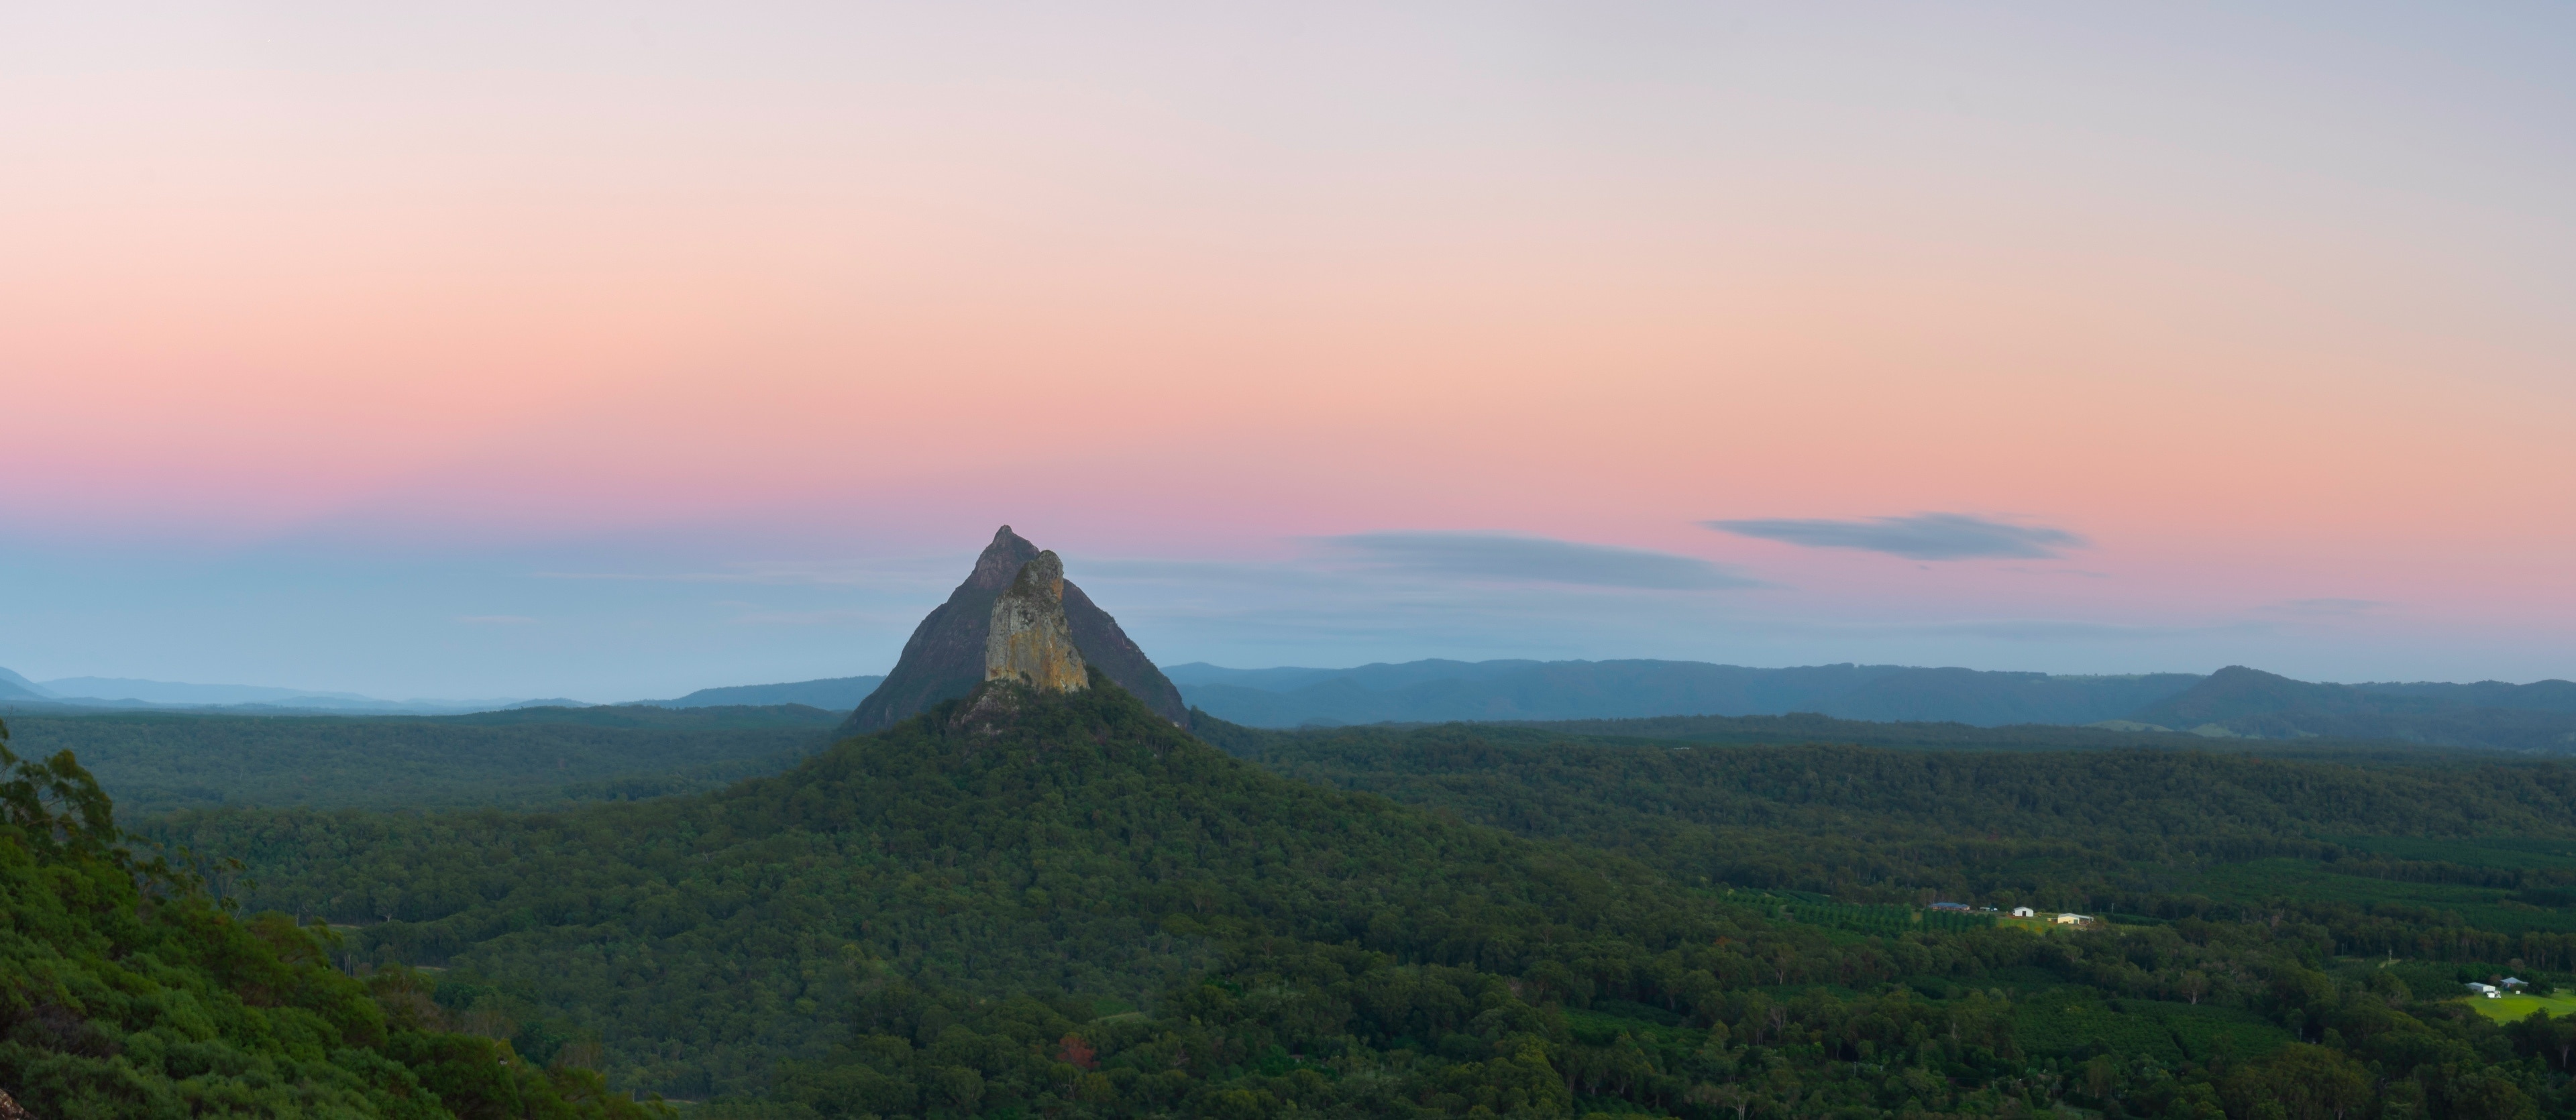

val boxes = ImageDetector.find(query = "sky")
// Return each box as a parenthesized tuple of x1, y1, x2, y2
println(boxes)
(3, 1, 2571, 700)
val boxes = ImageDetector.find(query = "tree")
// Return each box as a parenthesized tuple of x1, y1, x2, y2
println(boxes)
(2224, 1045, 2371, 1120)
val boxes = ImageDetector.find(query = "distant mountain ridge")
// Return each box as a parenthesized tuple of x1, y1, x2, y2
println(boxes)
(2123, 666, 2576, 750)
(38, 675, 384, 706)
(0, 666, 50, 701)
(1176, 658, 2576, 751)
(0, 664, 892, 717)
(1173, 659, 2204, 728)
(2137, 666, 2576, 725)
(632, 676, 886, 710)
(14, 652, 2569, 750)
(0, 667, 560, 716)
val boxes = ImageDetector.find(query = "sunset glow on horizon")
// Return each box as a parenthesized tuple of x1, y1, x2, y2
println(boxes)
(3, 2, 2570, 698)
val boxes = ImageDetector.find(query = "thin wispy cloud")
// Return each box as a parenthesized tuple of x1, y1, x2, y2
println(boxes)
(1997, 566, 2112, 579)
(1072, 558, 1352, 593)
(2276, 598, 2387, 616)
(1320, 532, 1764, 591)
(1904, 619, 2256, 642)
(532, 561, 949, 587)
(722, 609, 896, 627)
(700, 598, 921, 628)
(1705, 513, 2088, 560)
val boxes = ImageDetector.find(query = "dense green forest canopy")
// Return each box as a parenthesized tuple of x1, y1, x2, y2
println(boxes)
(0, 716, 663, 1118)
(147, 676, 1712, 1097)
(1201, 718, 2576, 919)
(3, 706, 839, 817)
(121, 679, 2576, 1117)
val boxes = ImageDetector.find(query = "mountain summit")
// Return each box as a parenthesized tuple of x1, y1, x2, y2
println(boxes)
(840, 526, 1187, 733)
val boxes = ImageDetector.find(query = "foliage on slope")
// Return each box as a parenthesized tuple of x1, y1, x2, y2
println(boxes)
(0, 718, 661, 1119)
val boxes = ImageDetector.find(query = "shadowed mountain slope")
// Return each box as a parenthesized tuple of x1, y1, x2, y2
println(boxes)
(840, 526, 1185, 734)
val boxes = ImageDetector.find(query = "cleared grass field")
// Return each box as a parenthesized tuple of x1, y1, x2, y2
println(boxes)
(2468, 992, 2576, 1024)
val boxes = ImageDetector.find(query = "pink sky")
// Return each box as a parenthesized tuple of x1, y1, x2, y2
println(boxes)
(1, 3, 2569, 695)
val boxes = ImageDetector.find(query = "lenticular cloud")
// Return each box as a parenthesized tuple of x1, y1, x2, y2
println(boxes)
(1704, 513, 2086, 561)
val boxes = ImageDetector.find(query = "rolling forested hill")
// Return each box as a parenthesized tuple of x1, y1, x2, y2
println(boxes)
(127, 677, 2576, 1117)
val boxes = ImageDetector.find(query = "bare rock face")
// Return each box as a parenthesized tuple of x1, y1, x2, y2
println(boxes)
(985, 552, 1089, 691)
(839, 526, 1191, 734)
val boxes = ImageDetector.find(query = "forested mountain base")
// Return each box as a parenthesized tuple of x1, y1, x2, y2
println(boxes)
(121, 683, 2576, 1117)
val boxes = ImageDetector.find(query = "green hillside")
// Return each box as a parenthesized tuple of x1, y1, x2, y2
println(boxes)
(0, 718, 661, 1118)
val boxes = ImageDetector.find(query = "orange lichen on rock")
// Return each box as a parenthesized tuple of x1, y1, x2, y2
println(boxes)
(984, 551, 1090, 693)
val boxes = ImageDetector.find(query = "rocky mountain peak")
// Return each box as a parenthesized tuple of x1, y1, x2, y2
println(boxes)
(985, 551, 1089, 692)
(838, 526, 1189, 734)
(967, 525, 1040, 590)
